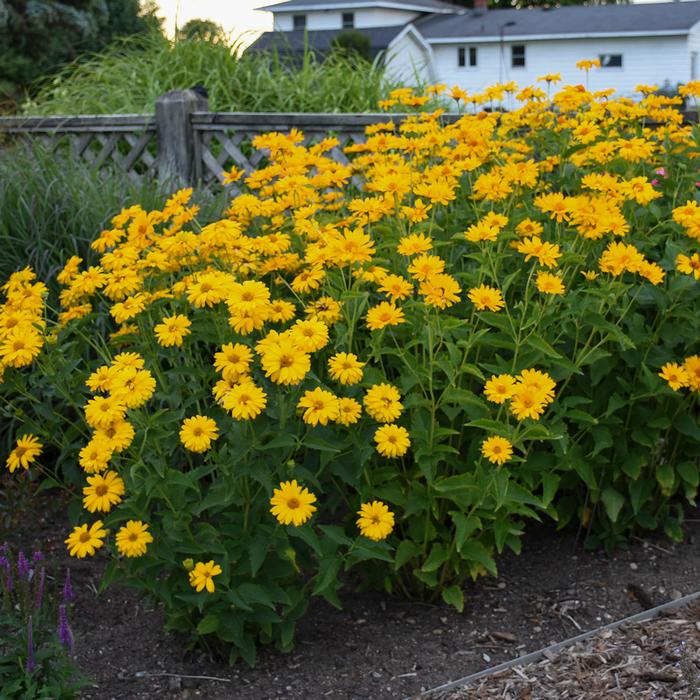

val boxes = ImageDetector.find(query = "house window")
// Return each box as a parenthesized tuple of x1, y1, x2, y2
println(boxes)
(293, 14, 306, 30)
(342, 12, 354, 29)
(458, 47, 477, 67)
(511, 44, 525, 67)
(599, 53, 623, 68)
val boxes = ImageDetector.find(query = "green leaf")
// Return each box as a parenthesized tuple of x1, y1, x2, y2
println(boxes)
(601, 487, 625, 523)
(450, 511, 481, 553)
(248, 534, 269, 577)
(421, 543, 448, 572)
(675, 414, 700, 442)
(394, 539, 419, 571)
(441, 585, 464, 613)
(196, 614, 219, 635)
(656, 463, 675, 490)
(460, 540, 497, 576)
(677, 461, 699, 487)
(526, 335, 562, 359)
(541, 473, 560, 507)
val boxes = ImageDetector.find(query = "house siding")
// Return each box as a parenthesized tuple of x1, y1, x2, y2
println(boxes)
(385, 31, 433, 83)
(273, 8, 419, 31)
(427, 35, 689, 97)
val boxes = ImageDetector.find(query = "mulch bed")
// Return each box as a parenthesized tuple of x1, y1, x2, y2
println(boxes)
(439, 601, 700, 699)
(8, 489, 700, 700)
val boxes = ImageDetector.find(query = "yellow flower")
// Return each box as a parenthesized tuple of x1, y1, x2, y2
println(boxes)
(481, 436, 514, 465)
(364, 383, 403, 423)
(214, 342, 253, 382)
(188, 560, 223, 593)
(328, 352, 365, 385)
(335, 397, 362, 425)
(378, 274, 413, 302)
(366, 302, 405, 331)
(6, 434, 42, 473)
(79, 435, 114, 473)
(510, 386, 547, 421)
(179, 415, 219, 453)
(305, 296, 342, 325)
(297, 388, 340, 426)
(290, 319, 329, 352)
(676, 253, 700, 280)
(65, 521, 107, 558)
(374, 424, 410, 458)
(536, 271, 565, 295)
(270, 480, 317, 526)
(419, 273, 461, 309)
(260, 342, 310, 386)
(483, 374, 517, 404)
(115, 520, 153, 558)
(154, 314, 191, 347)
(109, 368, 156, 409)
(222, 380, 267, 420)
(82, 470, 125, 513)
(0, 327, 43, 368)
(659, 362, 689, 391)
(407, 254, 445, 281)
(84, 395, 127, 430)
(468, 285, 505, 312)
(356, 501, 395, 541)
(397, 233, 433, 256)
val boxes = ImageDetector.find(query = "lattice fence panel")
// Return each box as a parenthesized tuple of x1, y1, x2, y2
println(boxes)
(195, 127, 369, 191)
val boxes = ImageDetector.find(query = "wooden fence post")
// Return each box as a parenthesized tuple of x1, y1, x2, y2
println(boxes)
(155, 89, 208, 187)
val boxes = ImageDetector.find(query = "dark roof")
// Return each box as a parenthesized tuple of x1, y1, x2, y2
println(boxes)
(247, 26, 406, 59)
(256, 0, 457, 13)
(415, 1, 700, 39)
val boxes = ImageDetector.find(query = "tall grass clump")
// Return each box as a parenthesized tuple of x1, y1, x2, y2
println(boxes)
(0, 141, 226, 283)
(23, 33, 397, 115)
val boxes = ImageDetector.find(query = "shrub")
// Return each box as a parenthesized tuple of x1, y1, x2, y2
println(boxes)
(22, 33, 398, 116)
(2, 80, 700, 663)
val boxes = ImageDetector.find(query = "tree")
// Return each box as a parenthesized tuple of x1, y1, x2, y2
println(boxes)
(180, 18, 225, 43)
(331, 30, 372, 62)
(0, 0, 162, 109)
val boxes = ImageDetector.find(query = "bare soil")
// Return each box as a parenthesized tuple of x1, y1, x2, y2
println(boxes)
(10, 493, 700, 700)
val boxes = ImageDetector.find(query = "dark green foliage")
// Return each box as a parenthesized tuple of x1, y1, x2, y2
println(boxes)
(179, 18, 226, 43)
(331, 30, 372, 62)
(0, 0, 162, 108)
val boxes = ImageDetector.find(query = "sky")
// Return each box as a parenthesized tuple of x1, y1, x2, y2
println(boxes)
(155, 0, 274, 43)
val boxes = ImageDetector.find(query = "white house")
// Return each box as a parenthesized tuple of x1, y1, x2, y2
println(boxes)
(251, 0, 700, 97)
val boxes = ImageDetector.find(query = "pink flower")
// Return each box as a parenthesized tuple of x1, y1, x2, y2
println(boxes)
(655, 167, 667, 178)
(651, 179, 659, 187)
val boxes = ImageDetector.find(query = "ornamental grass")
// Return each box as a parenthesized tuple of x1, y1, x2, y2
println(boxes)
(2, 76, 700, 664)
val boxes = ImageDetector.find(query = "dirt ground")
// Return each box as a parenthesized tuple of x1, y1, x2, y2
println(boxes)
(10, 493, 700, 700)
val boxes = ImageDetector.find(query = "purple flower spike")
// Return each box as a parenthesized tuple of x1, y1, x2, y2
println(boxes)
(57, 605, 74, 653)
(26, 616, 35, 674)
(0, 557, 12, 593)
(0, 543, 9, 554)
(17, 551, 29, 581)
(62, 568, 74, 603)
(32, 551, 43, 563)
(34, 567, 45, 610)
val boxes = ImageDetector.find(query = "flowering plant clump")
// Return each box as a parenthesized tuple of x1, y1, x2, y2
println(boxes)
(2, 75, 700, 661)
(0, 546, 85, 698)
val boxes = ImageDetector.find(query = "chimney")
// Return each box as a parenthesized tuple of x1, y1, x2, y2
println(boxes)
(474, 0, 488, 11)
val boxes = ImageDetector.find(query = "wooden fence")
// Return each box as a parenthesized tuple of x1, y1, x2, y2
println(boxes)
(0, 89, 434, 188)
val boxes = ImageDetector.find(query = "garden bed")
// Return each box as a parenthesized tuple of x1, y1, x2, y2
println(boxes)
(15, 493, 700, 700)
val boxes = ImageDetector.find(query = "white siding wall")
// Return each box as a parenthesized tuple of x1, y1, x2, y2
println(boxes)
(273, 8, 419, 31)
(428, 35, 689, 99)
(385, 32, 433, 83)
(687, 21, 700, 83)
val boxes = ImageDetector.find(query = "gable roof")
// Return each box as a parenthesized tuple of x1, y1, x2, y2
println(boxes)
(415, 1, 700, 41)
(256, 0, 457, 14)
(247, 25, 407, 59)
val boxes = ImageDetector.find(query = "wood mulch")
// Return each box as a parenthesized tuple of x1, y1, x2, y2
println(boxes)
(438, 601, 700, 700)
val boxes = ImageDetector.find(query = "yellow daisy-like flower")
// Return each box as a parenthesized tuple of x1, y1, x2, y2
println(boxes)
(676, 252, 700, 280)
(84, 395, 127, 430)
(6, 434, 42, 473)
(481, 436, 514, 465)
(397, 233, 433, 256)
(222, 380, 267, 420)
(115, 520, 153, 558)
(214, 342, 253, 381)
(483, 374, 517, 404)
(298, 387, 340, 426)
(374, 424, 410, 458)
(407, 254, 445, 281)
(154, 314, 191, 347)
(335, 397, 362, 426)
(509, 386, 547, 421)
(356, 501, 395, 541)
(366, 302, 405, 331)
(65, 521, 107, 558)
(290, 318, 329, 353)
(82, 470, 126, 513)
(364, 383, 403, 423)
(260, 343, 311, 386)
(109, 368, 156, 409)
(270, 480, 317, 526)
(684, 355, 700, 391)
(659, 362, 689, 391)
(419, 273, 461, 309)
(328, 352, 365, 385)
(94, 418, 135, 453)
(179, 415, 219, 453)
(188, 560, 223, 593)
(378, 274, 413, 302)
(536, 271, 566, 295)
(78, 435, 114, 474)
(468, 285, 505, 312)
